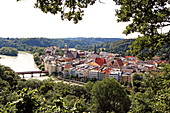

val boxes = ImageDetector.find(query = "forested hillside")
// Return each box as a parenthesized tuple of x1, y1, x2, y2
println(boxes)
(76, 39, 134, 55)
(0, 37, 122, 51)
(77, 39, 170, 59)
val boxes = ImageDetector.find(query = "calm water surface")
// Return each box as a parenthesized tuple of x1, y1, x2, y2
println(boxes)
(0, 51, 40, 78)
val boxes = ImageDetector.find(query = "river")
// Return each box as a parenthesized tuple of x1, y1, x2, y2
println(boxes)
(0, 51, 80, 84)
(0, 51, 41, 78)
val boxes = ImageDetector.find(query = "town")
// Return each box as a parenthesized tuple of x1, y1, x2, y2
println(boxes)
(40, 45, 167, 85)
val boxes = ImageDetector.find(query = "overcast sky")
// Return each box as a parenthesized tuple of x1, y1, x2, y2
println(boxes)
(0, 0, 140, 38)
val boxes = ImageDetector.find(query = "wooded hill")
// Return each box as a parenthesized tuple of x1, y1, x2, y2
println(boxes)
(77, 39, 170, 60)
(76, 39, 134, 55)
(0, 37, 122, 51)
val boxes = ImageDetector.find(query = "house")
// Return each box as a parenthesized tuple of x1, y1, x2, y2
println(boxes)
(76, 69, 85, 78)
(63, 51, 80, 59)
(98, 67, 110, 80)
(98, 71, 106, 80)
(122, 67, 135, 74)
(48, 63, 57, 75)
(111, 59, 124, 69)
(119, 74, 131, 82)
(109, 70, 121, 81)
(44, 46, 59, 56)
(68, 67, 75, 76)
(95, 57, 107, 67)
(125, 56, 136, 60)
(88, 69, 99, 79)
(83, 69, 89, 78)
(63, 64, 72, 76)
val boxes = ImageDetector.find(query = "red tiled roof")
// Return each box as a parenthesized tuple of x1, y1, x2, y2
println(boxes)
(65, 58, 73, 61)
(125, 56, 136, 59)
(100, 68, 111, 74)
(64, 64, 72, 69)
(108, 55, 113, 57)
(116, 59, 124, 66)
(95, 58, 107, 67)
(105, 68, 111, 74)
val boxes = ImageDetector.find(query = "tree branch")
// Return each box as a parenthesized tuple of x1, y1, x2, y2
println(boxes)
(98, 0, 105, 4)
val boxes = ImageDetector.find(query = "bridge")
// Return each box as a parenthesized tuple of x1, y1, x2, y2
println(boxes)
(16, 71, 49, 78)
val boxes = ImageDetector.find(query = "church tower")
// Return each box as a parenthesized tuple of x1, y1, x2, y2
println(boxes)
(94, 45, 97, 54)
(64, 45, 69, 54)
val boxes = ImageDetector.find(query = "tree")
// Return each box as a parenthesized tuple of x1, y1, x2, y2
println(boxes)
(113, 0, 170, 60)
(15, 89, 40, 113)
(17, 0, 97, 24)
(131, 73, 144, 92)
(130, 74, 170, 113)
(91, 78, 131, 113)
(0, 47, 18, 56)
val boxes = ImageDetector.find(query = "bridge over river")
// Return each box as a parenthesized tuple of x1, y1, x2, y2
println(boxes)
(16, 71, 49, 78)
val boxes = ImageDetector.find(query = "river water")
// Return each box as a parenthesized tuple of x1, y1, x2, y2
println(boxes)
(0, 51, 41, 78)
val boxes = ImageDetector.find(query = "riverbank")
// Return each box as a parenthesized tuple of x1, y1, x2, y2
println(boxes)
(0, 47, 18, 56)
(0, 51, 40, 76)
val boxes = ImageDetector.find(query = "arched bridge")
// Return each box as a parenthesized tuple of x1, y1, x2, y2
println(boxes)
(15, 71, 49, 78)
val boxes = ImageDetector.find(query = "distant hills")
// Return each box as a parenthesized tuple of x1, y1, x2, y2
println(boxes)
(76, 39, 134, 55)
(64, 37, 123, 42)
(1, 37, 168, 59)
(0, 37, 123, 51)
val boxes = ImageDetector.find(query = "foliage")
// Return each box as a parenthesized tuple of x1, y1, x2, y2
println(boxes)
(130, 64, 170, 113)
(0, 37, 122, 51)
(78, 39, 134, 55)
(55, 49, 64, 56)
(112, 0, 170, 60)
(131, 73, 145, 92)
(77, 39, 170, 58)
(1, 62, 170, 112)
(33, 53, 45, 71)
(0, 64, 133, 112)
(0, 47, 18, 56)
(91, 78, 131, 113)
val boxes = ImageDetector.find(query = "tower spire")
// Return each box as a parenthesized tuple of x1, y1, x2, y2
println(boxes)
(94, 45, 97, 54)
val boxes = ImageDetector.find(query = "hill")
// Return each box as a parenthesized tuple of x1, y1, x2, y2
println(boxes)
(76, 39, 170, 60)
(0, 37, 122, 51)
(76, 39, 134, 55)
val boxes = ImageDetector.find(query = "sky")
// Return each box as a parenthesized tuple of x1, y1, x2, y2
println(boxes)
(0, 0, 140, 38)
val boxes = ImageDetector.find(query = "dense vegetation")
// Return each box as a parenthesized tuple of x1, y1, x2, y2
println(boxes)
(2, 0, 170, 112)
(0, 37, 122, 51)
(0, 64, 131, 112)
(130, 68, 170, 113)
(0, 47, 18, 56)
(76, 39, 134, 55)
(0, 62, 170, 112)
(114, 0, 170, 60)
(77, 39, 170, 61)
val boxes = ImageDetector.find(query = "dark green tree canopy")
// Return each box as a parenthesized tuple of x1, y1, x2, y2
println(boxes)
(91, 78, 131, 113)
(114, 0, 170, 60)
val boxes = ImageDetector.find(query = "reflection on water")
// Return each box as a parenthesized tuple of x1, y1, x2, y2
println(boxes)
(0, 51, 40, 78)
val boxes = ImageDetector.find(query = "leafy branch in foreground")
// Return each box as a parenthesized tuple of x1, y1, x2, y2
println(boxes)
(17, 0, 98, 24)
(113, 0, 170, 60)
